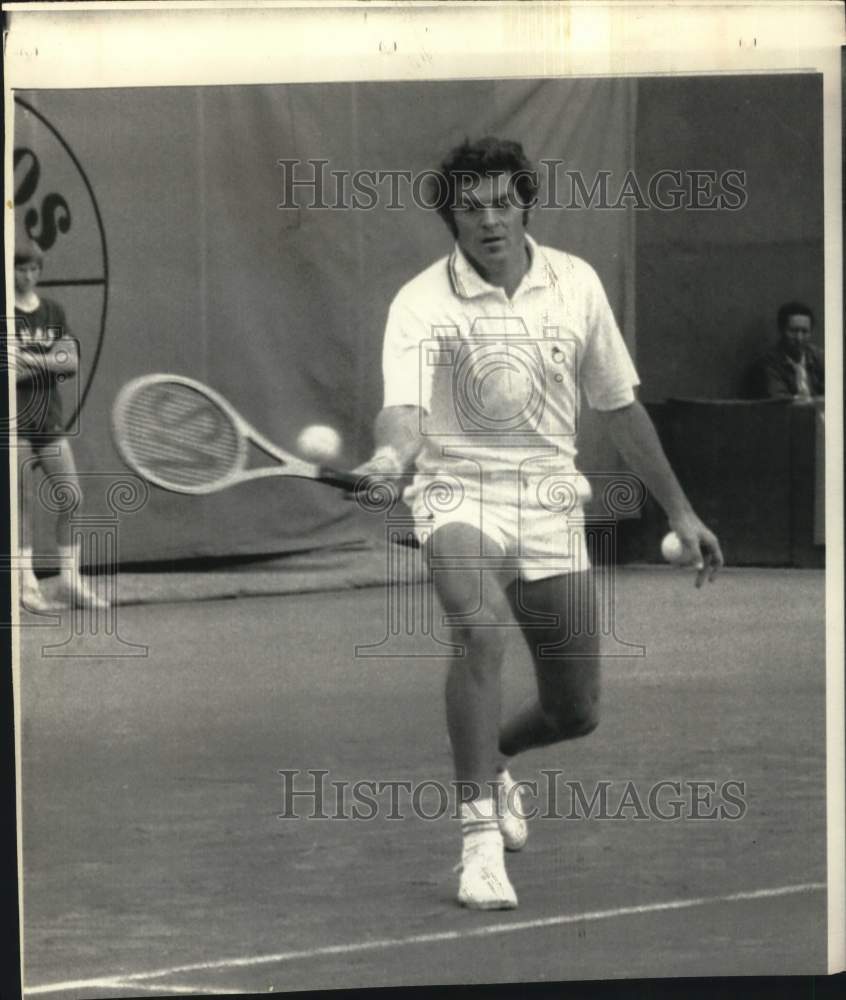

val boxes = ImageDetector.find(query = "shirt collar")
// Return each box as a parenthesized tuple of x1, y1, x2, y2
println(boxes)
(448, 234, 556, 300)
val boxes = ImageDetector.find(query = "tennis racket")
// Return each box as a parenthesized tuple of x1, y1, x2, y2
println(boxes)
(112, 373, 374, 496)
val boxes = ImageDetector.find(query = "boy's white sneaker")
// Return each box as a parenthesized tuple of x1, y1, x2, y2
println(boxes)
(55, 575, 110, 611)
(20, 580, 56, 614)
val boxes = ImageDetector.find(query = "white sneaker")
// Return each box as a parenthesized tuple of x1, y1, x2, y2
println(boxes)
(497, 769, 528, 852)
(21, 580, 57, 614)
(456, 834, 518, 910)
(55, 576, 110, 611)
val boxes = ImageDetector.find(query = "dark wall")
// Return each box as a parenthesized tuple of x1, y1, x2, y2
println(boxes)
(634, 75, 824, 402)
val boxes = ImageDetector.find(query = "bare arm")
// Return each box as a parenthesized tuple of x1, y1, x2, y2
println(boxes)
(357, 405, 424, 475)
(597, 400, 723, 587)
(344, 406, 423, 504)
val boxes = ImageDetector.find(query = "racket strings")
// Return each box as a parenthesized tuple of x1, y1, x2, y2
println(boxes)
(120, 383, 244, 489)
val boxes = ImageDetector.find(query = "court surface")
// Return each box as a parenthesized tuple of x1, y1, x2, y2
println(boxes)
(18, 567, 828, 995)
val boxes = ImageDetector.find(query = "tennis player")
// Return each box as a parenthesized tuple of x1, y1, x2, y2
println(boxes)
(13, 238, 107, 612)
(358, 138, 723, 910)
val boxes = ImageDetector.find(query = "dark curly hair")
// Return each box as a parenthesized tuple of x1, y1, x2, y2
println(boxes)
(428, 137, 539, 235)
(777, 301, 814, 332)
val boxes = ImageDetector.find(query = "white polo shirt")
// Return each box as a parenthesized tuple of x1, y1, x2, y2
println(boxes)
(382, 235, 639, 486)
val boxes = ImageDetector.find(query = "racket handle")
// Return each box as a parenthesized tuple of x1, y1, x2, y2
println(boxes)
(318, 468, 379, 493)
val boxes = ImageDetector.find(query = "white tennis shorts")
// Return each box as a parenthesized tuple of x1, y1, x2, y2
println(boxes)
(407, 468, 592, 581)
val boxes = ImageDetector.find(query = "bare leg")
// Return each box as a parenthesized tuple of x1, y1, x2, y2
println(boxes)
(499, 571, 600, 759)
(37, 438, 108, 609)
(36, 436, 78, 549)
(17, 441, 52, 611)
(426, 522, 518, 909)
(19, 442, 35, 552)
(427, 523, 514, 795)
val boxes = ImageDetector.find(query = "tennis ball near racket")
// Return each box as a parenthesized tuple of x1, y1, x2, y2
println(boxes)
(660, 531, 687, 565)
(296, 424, 342, 462)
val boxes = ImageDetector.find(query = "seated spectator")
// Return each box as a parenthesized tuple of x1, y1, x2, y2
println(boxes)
(751, 301, 824, 401)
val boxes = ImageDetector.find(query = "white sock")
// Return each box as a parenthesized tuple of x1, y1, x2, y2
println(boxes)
(460, 797, 501, 859)
(497, 767, 527, 819)
(498, 766, 516, 794)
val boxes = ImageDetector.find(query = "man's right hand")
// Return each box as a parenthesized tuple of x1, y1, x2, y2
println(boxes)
(345, 446, 405, 500)
(357, 445, 404, 477)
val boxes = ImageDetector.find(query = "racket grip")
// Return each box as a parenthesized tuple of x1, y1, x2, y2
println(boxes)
(318, 468, 378, 493)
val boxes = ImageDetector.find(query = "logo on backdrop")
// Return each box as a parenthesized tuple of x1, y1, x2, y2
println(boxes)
(13, 97, 109, 432)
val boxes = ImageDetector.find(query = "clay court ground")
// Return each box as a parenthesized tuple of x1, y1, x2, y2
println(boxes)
(18, 567, 827, 995)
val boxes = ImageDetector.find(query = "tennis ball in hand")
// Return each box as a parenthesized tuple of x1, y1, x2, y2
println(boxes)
(660, 531, 687, 564)
(297, 424, 342, 462)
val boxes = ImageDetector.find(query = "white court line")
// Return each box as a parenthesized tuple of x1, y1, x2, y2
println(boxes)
(26, 882, 825, 996)
(26, 984, 128, 997)
(30, 983, 241, 997)
(104, 983, 244, 995)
